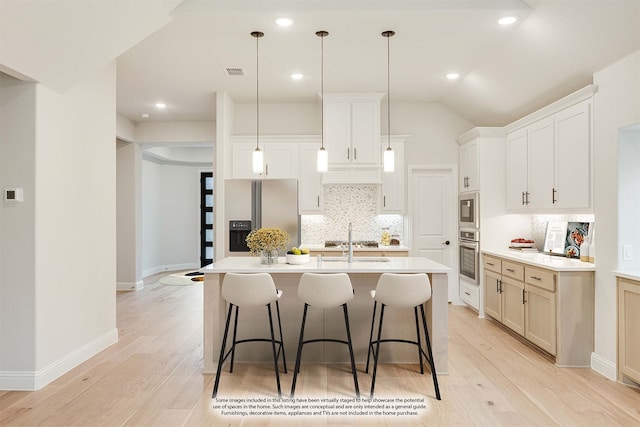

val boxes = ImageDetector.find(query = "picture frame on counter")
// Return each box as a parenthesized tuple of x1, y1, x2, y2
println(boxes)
(543, 221, 593, 259)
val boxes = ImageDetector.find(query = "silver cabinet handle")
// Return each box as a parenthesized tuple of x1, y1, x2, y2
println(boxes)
(522, 191, 525, 205)
(464, 291, 471, 296)
(552, 188, 557, 204)
(487, 262, 495, 266)
(506, 268, 515, 273)
(265, 164, 269, 176)
(530, 276, 541, 281)
(353, 147, 357, 160)
(347, 148, 350, 160)
(383, 195, 386, 207)
(317, 196, 320, 207)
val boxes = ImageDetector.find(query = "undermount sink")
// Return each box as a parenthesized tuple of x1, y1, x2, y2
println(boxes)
(321, 257, 391, 263)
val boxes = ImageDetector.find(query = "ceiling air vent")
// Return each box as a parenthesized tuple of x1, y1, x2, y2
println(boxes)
(225, 67, 245, 77)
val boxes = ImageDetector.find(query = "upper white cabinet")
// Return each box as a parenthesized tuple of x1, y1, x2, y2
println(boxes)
(323, 93, 384, 167)
(459, 139, 479, 192)
(230, 138, 298, 179)
(506, 86, 595, 212)
(379, 139, 405, 213)
(298, 143, 323, 214)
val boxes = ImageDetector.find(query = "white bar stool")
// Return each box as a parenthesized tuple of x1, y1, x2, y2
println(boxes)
(211, 272, 287, 399)
(290, 273, 360, 398)
(365, 273, 441, 400)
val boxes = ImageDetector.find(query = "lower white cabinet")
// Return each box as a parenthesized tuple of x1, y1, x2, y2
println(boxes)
(459, 279, 480, 311)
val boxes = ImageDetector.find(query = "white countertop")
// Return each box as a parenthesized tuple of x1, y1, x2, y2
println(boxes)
(201, 256, 451, 274)
(482, 249, 596, 272)
(614, 271, 640, 281)
(302, 244, 410, 252)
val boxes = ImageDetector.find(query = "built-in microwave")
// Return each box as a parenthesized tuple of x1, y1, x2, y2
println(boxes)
(459, 192, 479, 229)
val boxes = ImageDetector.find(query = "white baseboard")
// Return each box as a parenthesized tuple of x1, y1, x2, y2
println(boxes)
(0, 328, 118, 391)
(116, 280, 144, 291)
(142, 263, 199, 278)
(591, 352, 617, 381)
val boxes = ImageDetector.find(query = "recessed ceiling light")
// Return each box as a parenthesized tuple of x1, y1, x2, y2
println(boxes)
(276, 18, 293, 27)
(446, 73, 460, 80)
(291, 73, 304, 80)
(155, 102, 167, 109)
(498, 16, 517, 26)
(141, 113, 150, 119)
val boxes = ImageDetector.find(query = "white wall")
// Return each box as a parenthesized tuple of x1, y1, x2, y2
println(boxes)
(116, 139, 143, 290)
(1, 64, 118, 389)
(141, 160, 202, 276)
(592, 49, 640, 379)
(0, 73, 37, 375)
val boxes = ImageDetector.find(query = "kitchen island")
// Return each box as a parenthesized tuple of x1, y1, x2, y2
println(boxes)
(201, 256, 450, 374)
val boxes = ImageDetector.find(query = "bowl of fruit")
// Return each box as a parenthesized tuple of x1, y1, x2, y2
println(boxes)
(286, 247, 310, 264)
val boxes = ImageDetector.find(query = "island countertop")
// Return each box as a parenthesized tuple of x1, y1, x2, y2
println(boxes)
(201, 255, 450, 274)
(201, 256, 451, 375)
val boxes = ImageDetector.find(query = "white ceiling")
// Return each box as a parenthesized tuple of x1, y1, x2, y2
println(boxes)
(2, 0, 640, 127)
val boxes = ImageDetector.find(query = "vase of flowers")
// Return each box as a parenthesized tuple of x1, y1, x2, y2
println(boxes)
(245, 227, 290, 265)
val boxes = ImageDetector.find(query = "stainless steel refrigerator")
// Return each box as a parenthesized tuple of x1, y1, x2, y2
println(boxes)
(225, 179, 300, 256)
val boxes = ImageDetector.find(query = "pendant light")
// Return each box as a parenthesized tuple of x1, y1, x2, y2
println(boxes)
(382, 30, 395, 172)
(316, 30, 329, 172)
(251, 31, 264, 174)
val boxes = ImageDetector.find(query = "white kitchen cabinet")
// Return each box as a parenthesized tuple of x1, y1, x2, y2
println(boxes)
(379, 139, 404, 213)
(459, 140, 479, 192)
(505, 86, 595, 212)
(298, 144, 323, 214)
(323, 93, 383, 167)
(553, 101, 591, 210)
(506, 117, 554, 210)
(230, 141, 298, 179)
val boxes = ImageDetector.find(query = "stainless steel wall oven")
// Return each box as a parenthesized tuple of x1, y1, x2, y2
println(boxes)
(459, 229, 479, 285)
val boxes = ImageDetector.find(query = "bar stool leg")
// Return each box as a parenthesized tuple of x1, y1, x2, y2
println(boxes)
(267, 303, 282, 399)
(365, 301, 377, 373)
(420, 304, 441, 400)
(212, 303, 234, 398)
(342, 304, 360, 399)
(229, 306, 240, 374)
(275, 299, 288, 373)
(370, 304, 386, 399)
(414, 306, 424, 374)
(290, 303, 308, 398)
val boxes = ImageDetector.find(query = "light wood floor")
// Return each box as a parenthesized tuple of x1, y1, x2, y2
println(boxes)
(1, 273, 639, 426)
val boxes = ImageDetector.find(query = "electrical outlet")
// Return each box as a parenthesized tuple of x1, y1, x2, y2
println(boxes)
(623, 245, 633, 261)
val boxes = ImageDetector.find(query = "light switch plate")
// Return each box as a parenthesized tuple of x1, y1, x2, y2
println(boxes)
(623, 244, 633, 261)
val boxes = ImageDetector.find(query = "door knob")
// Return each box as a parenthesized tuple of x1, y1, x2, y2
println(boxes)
(442, 240, 450, 245)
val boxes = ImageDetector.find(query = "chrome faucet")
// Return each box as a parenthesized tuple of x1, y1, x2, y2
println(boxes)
(348, 222, 353, 263)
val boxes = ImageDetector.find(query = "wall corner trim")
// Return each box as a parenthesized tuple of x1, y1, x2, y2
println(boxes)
(591, 352, 617, 381)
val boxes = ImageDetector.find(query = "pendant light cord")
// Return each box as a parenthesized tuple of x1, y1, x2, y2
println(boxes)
(321, 33, 325, 150)
(386, 31, 392, 151)
(251, 31, 264, 151)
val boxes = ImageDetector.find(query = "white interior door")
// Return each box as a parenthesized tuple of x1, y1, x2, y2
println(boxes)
(409, 166, 458, 303)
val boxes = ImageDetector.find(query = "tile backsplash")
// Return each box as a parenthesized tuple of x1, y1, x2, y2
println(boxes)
(301, 185, 403, 245)
(531, 214, 595, 250)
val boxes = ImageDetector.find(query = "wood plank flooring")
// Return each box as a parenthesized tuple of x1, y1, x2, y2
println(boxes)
(1, 273, 638, 426)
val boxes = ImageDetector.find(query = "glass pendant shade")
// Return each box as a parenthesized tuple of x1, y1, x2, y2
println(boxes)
(252, 148, 264, 174)
(317, 147, 328, 172)
(383, 147, 395, 172)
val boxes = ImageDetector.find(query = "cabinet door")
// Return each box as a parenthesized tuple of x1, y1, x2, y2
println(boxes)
(380, 141, 404, 213)
(525, 284, 557, 355)
(554, 101, 591, 210)
(501, 277, 525, 336)
(484, 270, 502, 321)
(351, 102, 380, 165)
(264, 143, 298, 179)
(506, 129, 528, 210)
(459, 141, 479, 192)
(298, 145, 323, 214)
(618, 279, 640, 383)
(527, 117, 555, 209)
(324, 102, 351, 165)
(230, 142, 259, 179)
